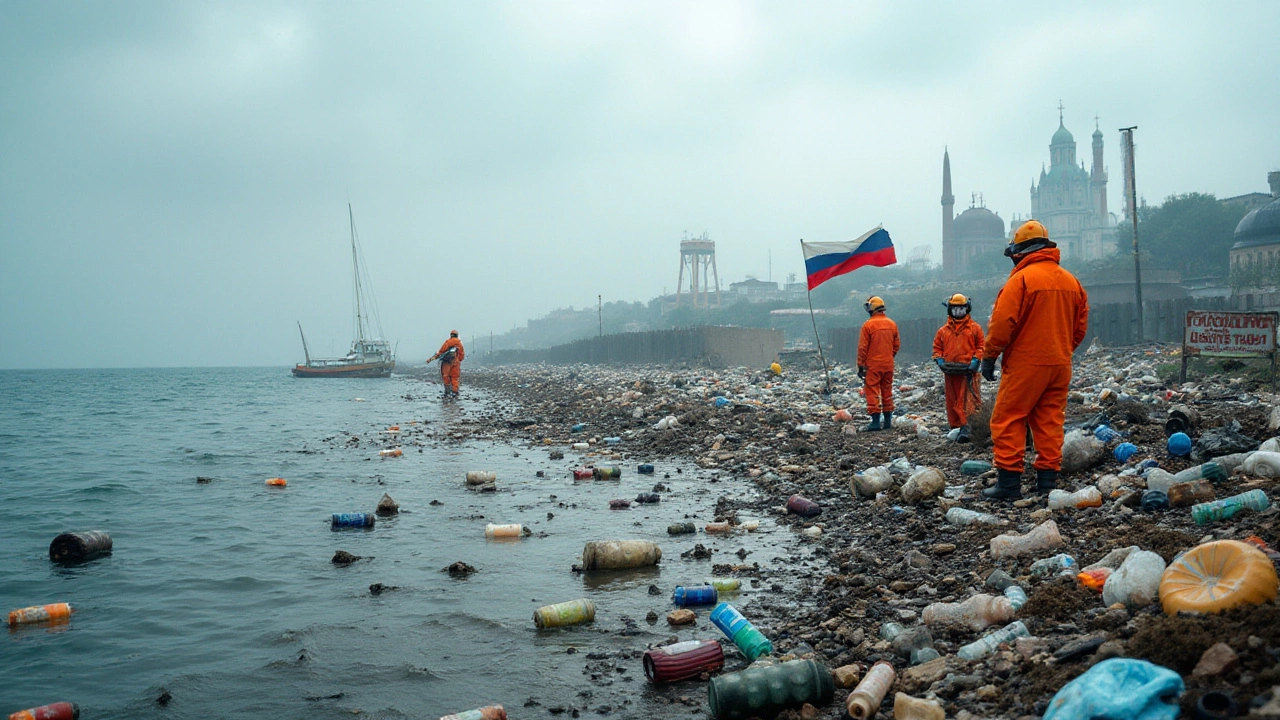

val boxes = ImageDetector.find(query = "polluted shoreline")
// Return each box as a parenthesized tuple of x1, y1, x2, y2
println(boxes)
(444, 341, 1280, 720)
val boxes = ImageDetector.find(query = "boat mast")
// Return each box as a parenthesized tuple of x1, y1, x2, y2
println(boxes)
(349, 203, 365, 345)
(297, 322, 312, 364)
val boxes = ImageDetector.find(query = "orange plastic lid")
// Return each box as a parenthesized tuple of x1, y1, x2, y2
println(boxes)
(266, 477, 287, 486)
(1160, 540, 1279, 616)
(1078, 568, 1111, 592)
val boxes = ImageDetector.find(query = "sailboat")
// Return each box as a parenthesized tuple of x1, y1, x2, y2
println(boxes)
(292, 205, 396, 378)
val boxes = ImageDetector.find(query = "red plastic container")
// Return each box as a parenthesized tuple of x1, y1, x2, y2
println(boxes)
(572, 468, 594, 480)
(786, 494, 821, 517)
(643, 639, 725, 683)
(9, 702, 79, 720)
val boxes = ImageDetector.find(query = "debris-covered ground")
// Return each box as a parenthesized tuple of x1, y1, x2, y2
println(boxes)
(437, 342, 1279, 719)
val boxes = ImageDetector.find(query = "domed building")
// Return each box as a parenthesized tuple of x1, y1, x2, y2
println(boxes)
(940, 149, 1010, 279)
(1229, 172, 1280, 281)
(1028, 107, 1117, 263)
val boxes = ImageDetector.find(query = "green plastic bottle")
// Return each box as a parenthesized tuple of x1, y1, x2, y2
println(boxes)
(1191, 489, 1270, 525)
(707, 659, 834, 720)
(961, 460, 993, 475)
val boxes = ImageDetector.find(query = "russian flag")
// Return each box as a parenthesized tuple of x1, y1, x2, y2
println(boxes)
(802, 226, 896, 290)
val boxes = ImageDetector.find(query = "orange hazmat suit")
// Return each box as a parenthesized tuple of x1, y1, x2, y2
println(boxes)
(982, 248, 1088, 472)
(436, 337, 465, 393)
(857, 313, 900, 414)
(932, 316, 985, 428)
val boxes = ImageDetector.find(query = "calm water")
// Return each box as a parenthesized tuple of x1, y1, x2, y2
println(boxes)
(0, 368, 797, 719)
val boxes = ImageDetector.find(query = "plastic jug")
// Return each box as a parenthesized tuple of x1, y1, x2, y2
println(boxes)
(708, 659, 834, 720)
(846, 661, 896, 719)
(579, 540, 661, 570)
(921, 594, 1014, 631)
(439, 706, 506, 720)
(533, 599, 596, 628)
(1191, 489, 1270, 525)
(331, 512, 375, 529)
(900, 467, 945, 504)
(1101, 550, 1166, 608)
(990, 520, 1064, 559)
(1029, 553, 1077, 577)
(7, 703, 79, 720)
(709, 602, 772, 661)
(852, 466, 894, 497)
(643, 639, 725, 683)
(893, 693, 945, 720)
(484, 523, 523, 539)
(1167, 479, 1215, 508)
(593, 465, 622, 479)
(673, 585, 719, 606)
(8, 602, 72, 626)
(48, 531, 112, 563)
(945, 507, 1004, 526)
(1047, 487, 1103, 510)
(956, 620, 1030, 660)
(786, 494, 821, 517)
(667, 522, 696, 535)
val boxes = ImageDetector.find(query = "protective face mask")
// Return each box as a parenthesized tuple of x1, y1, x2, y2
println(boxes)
(949, 307, 967, 319)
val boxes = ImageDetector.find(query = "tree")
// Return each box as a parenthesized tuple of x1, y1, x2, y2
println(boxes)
(1116, 193, 1248, 279)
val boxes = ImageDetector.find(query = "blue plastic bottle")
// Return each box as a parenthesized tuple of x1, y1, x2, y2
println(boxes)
(331, 512, 375, 529)
(673, 585, 718, 606)
(710, 602, 773, 661)
(571, 423, 586, 433)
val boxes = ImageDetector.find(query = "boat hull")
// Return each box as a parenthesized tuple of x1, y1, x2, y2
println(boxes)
(292, 362, 395, 378)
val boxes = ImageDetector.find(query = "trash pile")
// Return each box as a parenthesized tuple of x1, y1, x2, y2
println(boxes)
(460, 341, 1280, 719)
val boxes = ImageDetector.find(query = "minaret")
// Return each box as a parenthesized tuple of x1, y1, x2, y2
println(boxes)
(942, 148, 955, 279)
(1091, 116, 1108, 224)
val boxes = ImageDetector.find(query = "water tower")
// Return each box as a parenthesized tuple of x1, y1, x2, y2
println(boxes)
(675, 232, 721, 309)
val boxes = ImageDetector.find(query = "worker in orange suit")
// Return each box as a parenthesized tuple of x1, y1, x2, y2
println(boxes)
(428, 330, 466, 398)
(856, 296, 900, 431)
(932, 293, 985, 443)
(980, 220, 1089, 500)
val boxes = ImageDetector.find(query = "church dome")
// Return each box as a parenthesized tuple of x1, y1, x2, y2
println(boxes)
(1052, 122, 1074, 146)
(1232, 197, 1280, 251)
(953, 206, 1006, 242)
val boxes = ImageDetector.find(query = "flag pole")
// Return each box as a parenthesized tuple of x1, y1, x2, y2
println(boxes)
(801, 239, 834, 403)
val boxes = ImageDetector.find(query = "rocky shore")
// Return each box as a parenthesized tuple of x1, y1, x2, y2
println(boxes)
(430, 343, 1279, 719)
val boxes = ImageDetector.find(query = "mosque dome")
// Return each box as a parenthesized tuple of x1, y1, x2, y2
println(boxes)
(1052, 122, 1074, 146)
(1232, 197, 1280, 251)
(953, 206, 1006, 242)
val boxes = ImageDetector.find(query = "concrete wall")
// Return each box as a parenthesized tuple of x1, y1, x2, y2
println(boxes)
(829, 318, 940, 364)
(478, 326, 784, 368)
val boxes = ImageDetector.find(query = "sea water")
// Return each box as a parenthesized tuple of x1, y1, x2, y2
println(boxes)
(0, 368, 795, 718)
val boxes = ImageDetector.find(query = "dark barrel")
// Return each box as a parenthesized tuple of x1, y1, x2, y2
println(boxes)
(49, 531, 112, 564)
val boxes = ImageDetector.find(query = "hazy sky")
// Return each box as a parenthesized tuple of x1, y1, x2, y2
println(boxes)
(2, 1, 1277, 368)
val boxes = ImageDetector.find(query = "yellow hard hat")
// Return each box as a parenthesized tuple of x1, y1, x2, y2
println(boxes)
(947, 293, 968, 306)
(770, 362, 782, 375)
(1006, 220, 1055, 258)
(864, 296, 885, 314)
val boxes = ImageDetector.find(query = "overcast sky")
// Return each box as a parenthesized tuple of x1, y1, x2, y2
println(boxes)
(2, 1, 1277, 369)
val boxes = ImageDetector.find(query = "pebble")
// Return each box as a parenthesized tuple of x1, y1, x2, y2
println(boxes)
(666, 609, 695, 626)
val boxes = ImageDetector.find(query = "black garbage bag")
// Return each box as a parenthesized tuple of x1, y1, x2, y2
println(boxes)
(1190, 419, 1260, 462)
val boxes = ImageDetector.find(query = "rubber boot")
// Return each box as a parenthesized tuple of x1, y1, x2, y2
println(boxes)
(864, 414, 882, 432)
(957, 425, 971, 443)
(1035, 469, 1059, 494)
(881, 411, 893, 429)
(982, 469, 1023, 501)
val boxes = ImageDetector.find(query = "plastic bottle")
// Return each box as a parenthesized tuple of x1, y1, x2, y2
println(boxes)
(1101, 550, 1166, 608)
(594, 465, 622, 479)
(439, 706, 506, 720)
(1167, 479, 1215, 508)
(1145, 468, 1178, 493)
(331, 513, 375, 529)
(579, 540, 661, 570)
(643, 639, 725, 683)
(8, 602, 73, 626)
(956, 620, 1030, 661)
(846, 661, 896, 720)
(572, 442, 590, 451)
(673, 585, 719, 606)
(378, 447, 402, 458)
(961, 460, 993, 475)
(708, 659, 833, 720)
(945, 507, 1004, 527)
(900, 467, 945, 504)
(484, 523, 523, 538)
(603, 436, 622, 445)
(1047, 487, 1103, 510)
(638, 463, 655, 474)
(571, 423, 586, 432)
(786, 494, 821, 517)
(709, 602, 773, 661)
(852, 467, 894, 498)
(1029, 553, 1077, 577)
(465, 471, 497, 484)
(710, 578, 741, 592)
(634, 492, 660, 504)
(1191, 489, 1271, 525)
(880, 623, 939, 665)
(48, 531, 112, 564)
(739, 520, 760, 532)
(572, 468, 594, 480)
(1113, 442, 1138, 462)
(1141, 490, 1169, 512)
(921, 594, 1013, 631)
(533, 599, 595, 628)
(1172, 462, 1226, 484)
(1004, 585, 1028, 610)
(705, 522, 733, 534)
(1213, 452, 1252, 475)
(989, 520, 1064, 559)
(667, 522, 696, 535)
(893, 693, 945, 720)
(7, 703, 79, 720)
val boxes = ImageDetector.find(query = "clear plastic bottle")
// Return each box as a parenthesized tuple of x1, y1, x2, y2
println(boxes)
(921, 594, 1013, 631)
(1047, 487, 1103, 510)
(1171, 462, 1226, 484)
(1003, 585, 1028, 610)
(990, 520, 1064, 559)
(846, 661, 897, 719)
(1101, 550, 1166, 608)
(957, 621, 1030, 660)
(1145, 468, 1178, 493)
(1029, 553, 1077, 577)
(1191, 489, 1271, 525)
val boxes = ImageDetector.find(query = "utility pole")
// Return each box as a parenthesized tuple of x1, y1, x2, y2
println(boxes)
(598, 294, 603, 337)
(1120, 126, 1144, 341)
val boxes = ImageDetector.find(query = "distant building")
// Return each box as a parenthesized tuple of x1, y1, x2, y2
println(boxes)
(1028, 107, 1117, 263)
(940, 149, 1009, 279)
(729, 278, 780, 302)
(1229, 171, 1280, 278)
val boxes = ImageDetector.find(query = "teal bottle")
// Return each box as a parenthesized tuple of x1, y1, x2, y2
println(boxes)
(961, 460, 993, 475)
(708, 659, 834, 720)
(1191, 489, 1270, 525)
(709, 602, 773, 661)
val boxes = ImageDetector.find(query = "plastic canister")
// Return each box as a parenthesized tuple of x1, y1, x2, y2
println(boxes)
(7, 703, 80, 720)
(331, 513, 375, 529)
(48, 531, 112, 564)
(709, 602, 772, 661)
(8, 602, 73, 626)
(667, 522, 696, 535)
(786, 494, 821, 517)
(484, 523, 523, 539)
(580, 540, 661, 570)
(846, 661, 896, 719)
(572, 468, 594, 480)
(673, 585, 719, 607)
(438, 706, 506, 720)
(638, 463, 656, 474)
(1191, 489, 1271, 525)
(1101, 550, 1166, 608)
(1167, 480, 1215, 508)
(593, 465, 622, 479)
(956, 620, 1030, 661)
(465, 471, 497, 485)
(710, 578, 741, 592)
(643, 639, 725, 683)
(533, 599, 596, 628)
(708, 659, 833, 720)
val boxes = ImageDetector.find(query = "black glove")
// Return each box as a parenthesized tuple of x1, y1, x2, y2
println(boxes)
(934, 358, 946, 371)
(857, 366, 866, 380)
(980, 357, 997, 382)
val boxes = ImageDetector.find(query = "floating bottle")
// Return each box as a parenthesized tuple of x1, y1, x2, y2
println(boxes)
(1029, 553, 1077, 577)
(643, 639, 725, 683)
(635, 492, 660, 504)
(921, 594, 1013, 631)
(705, 522, 733, 534)
(579, 540, 661, 570)
(709, 602, 772, 661)
(1191, 489, 1270, 525)
(593, 466, 622, 479)
(572, 468, 594, 480)
(484, 523, 523, 539)
(893, 693, 945, 720)
(439, 706, 506, 720)
(378, 447, 402, 458)
(708, 659, 833, 720)
(7, 703, 79, 720)
(331, 513, 375, 529)
(945, 507, 1004, 527)
(465, 471, 497, 485)
(667, 522, 696, 535)
(533, 599, 595, 628)
(786, 494, 821, 517)
(1167, 479, 1215, 508)
(710, 578, 741, 592)
(989, 520, 1064, 559)
(673, 585, 718, 606)
(8, 602, 73, 627)
(1047, 487, 1102, 510)
(846, 661, 896, 719)
(638, 463, 655, 474)
(956, 620, 1030, 661)
(48, 531, 112, 564)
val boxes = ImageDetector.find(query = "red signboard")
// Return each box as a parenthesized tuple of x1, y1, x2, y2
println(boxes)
(1184, 311, 1278, 356)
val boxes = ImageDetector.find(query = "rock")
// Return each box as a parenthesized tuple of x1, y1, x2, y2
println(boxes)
(931, 543, 956, 555)
(369, 582, 399, 595)
(1192, 642, 1239, 677)
(905, 549, 932, 570)
(976, 684, 1000, 701)
(667, 609, 696, 625)
(1096, 639, 1126, 660)
(1053, 636, 1106, 662)
(443, 561, 477, 577)
(833, 664, 861, 688)
(375, 492, 399, 516)
(331, 550, 361, 566)
(799, 703, 819, 720)
(890, 580, 918, 593)
(900, 656, 949, 692)
(1014, 637, 1051, 659)
(645, 610, 658, 624)
(681, 544, 713, 559)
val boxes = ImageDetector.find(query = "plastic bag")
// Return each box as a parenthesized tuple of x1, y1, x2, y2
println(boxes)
(1190, 420, 1259, 463)
(1043, 658, 1183, 720)
(1101, 550, 1166, 608)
